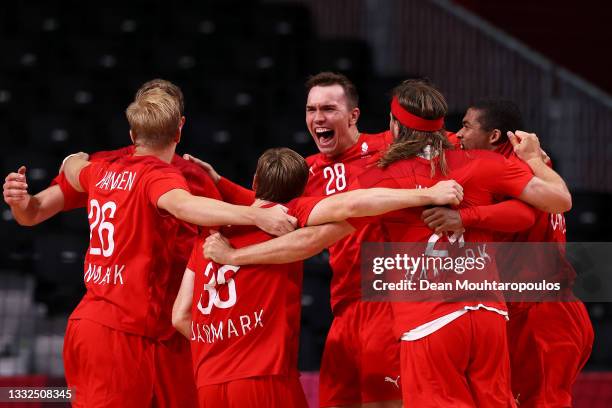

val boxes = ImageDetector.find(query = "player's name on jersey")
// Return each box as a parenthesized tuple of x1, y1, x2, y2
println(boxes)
(84, 263, 125, 286)
(191, 309, 264, 344)
(95, 170, 137, 191)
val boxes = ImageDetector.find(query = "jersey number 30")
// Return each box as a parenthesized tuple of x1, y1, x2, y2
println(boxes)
(198, 263, 239, 315)
(88, 199, 117, 257)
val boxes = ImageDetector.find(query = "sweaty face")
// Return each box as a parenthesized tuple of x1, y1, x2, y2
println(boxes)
(306, 85, 357, 157)
(456, 108, 494, 150)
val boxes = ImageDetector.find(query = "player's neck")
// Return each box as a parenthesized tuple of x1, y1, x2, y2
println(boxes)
(133, 144, 175, 163)
(251, 199, 272, 208)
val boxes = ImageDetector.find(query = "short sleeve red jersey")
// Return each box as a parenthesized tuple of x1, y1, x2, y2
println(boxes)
(53, 147, 222, 339)
(70, 155, 190, 338)
(303, 131, 392, 314)
(187, 196, 322, 386)
(354, 149, 534, 337)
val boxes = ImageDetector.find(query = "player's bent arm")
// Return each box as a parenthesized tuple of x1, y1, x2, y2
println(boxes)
(519, 172, 571, 214)
(508, 131, 571, 213)
(63, 156, 91, 193)
(10, 185, 65, 226)
(172, 268, 195, 339)
(157, 189, 296, 235)
(306, 181, 462, 226)
(459, 199, 537, 233)
(207, 222, 354, 266)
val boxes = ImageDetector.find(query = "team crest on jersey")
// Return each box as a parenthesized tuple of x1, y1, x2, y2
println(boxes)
(361, 142, 369, 155)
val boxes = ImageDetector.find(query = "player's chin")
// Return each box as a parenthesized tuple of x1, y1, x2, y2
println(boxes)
(317, 142, 338, 155)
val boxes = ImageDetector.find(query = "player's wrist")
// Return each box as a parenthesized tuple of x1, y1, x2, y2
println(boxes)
(423, 187, 439, 205)
(525, 156, 546, 171)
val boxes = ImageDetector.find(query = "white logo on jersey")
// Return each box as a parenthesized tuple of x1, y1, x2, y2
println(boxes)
(309, 166, 315, 176)
(550, 213, 566, 234)
(361, 142, 369, 154)
(384, 375, 400, 389)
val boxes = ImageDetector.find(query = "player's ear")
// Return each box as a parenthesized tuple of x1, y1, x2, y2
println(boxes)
(489, 129, 502, 144)
(252, 172, 258, 192)
(389, 113, 399, 138)
(179, 116, 186, 130)
(349, 107, 360, 126)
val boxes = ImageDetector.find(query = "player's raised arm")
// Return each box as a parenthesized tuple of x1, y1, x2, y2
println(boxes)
(204, 221, 354, 266)
(157, 189, 297, 236)
(305, 180, 463, 226)
(3, 167, 66, 226)
(508, 131, 572, 213)
(172, 268, 195, 339)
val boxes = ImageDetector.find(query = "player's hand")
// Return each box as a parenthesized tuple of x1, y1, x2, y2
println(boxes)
(183, 154, 221, 184)
(59, 152, 89, 173)
(421, 207, 464, 234)
(203, 231, 235, 264)
(255, 204, 297, 236)
(507, 131, 542, 163)
(3, 166, 29, 208)
(427, 180, 463, 206)
(541, 148, 551, 165)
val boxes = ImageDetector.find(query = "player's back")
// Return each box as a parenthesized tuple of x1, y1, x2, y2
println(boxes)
(70, 154, 189, 338)
(355, 149, 535, 336)
(188, 206, 306, 387)
(363, 149, 533, 243)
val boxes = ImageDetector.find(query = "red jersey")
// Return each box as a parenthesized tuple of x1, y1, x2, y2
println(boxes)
(187, 197, 322, 386)
(213, 131, 393, 314)
(354, 149, 534, 337)
(54, 147, 222, 339)
(304, 131, 392, 314)
(469, 142, 573, 309)
(70, 155, 190, 338)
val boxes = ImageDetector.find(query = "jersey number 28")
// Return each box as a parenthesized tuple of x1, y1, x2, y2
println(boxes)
(323, 163, 346, 195)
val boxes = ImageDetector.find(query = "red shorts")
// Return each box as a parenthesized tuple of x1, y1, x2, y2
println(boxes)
(400, 310, 515, 408)
(152, 331, 198, 408)
(319, 302, 402, 407)
(197, 375, 307, 408)
(63, 319, 156, 408)
(507, 301, 594, 408)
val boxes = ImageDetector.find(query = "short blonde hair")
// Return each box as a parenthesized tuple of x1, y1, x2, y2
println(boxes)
(125, 88, 181, 149)
(135, 78, 184, 116)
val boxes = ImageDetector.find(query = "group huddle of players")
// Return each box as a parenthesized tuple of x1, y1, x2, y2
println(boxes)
(2, 73, 594, 408)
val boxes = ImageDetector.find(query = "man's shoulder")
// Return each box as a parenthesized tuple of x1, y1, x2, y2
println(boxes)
(362, 130, 393, 145)
(446, 149, 508, 169)
(90, 146, 134, 162)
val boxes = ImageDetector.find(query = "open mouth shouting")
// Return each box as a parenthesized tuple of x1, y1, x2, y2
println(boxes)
(315, 127, 335, 147)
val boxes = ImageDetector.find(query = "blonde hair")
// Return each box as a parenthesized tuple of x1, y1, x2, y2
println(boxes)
(125, 88, 181, 149)
(135, 78, 185, 116)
